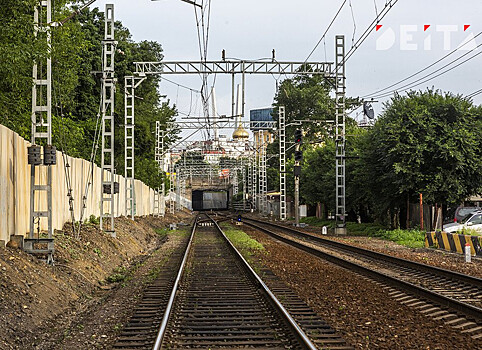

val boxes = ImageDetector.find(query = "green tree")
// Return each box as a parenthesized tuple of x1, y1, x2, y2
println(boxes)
(362, 90, 482, 226)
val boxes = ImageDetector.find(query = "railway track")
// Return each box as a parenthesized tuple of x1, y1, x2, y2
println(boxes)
(241, 217, 482, 339)
(113, 214, 351, 349)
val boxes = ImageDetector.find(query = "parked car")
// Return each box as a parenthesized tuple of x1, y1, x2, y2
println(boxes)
(443, 210, 482, 233)
(453, 206, 480, 223)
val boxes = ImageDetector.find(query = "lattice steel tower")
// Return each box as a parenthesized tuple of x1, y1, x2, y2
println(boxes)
(278, 106, 287, 220)
(26, 0, 55, 263)
(100, 4, 116, 235)
(335, 35, 346, 234)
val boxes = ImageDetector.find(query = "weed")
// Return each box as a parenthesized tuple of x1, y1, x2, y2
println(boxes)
(106, 272, 127, 283)
(458, 227, 481, 236)
(376, 229, 425, 248)
(89, 215, 100, 225)
(155, 228, 169, 238)
(93, 247, 102, 257)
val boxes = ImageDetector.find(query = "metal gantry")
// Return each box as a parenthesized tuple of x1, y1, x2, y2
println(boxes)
(127, 57, 344, 219)
(278, 107, 287, 221)
(335, 35, 346, 233)
(135, 60, 334, 76)
(100, 4, 116, 236)
(26, 0, 54, 263)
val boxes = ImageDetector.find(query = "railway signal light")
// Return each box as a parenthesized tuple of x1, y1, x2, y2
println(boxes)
(295, 150, 303, 162)
(294, 165, 301, 176)
(294, 129, 302, 144)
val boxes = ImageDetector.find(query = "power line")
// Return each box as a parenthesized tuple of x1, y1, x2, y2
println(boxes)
(302, 0, 348, 65)
(343, 0, 400, 64)
(466, 87, 482, 99)
(161, 76, 201, 93)
(363, 31, 482, 98)
(368, 44, 482, 99)
(372, 49, 482, 99)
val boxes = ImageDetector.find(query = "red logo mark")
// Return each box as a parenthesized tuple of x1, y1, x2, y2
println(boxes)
(376, 24, 383, 31)
(424, 24, 430, 31)
(464, 24, 470, 31)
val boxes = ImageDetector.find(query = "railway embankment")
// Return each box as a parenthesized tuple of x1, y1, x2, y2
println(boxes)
(0, 211, 192, 349)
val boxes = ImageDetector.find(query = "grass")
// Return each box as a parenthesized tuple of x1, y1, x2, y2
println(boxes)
(376, 229, 426, 248)
(456, 227, 481, 236)
(300, 216, 425, 248)
(106, 266, 128, 283)
(155, 228, 169, 238)
(221, 222, 264, 252)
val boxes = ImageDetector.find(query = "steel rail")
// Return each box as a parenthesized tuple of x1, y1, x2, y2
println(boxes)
(208, 214, 318, 350)
(243, 219, 482, 322)
(152, 217, 197, 350)
(246, 218, 482, 289)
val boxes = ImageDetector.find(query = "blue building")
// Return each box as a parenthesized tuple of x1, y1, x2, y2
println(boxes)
(250, 108, 274, 130)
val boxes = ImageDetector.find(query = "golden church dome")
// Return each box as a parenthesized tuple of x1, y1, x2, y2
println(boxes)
(232, 124, 249, 139)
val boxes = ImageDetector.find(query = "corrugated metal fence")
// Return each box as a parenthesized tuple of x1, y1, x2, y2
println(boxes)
(0, 124, 155, 243)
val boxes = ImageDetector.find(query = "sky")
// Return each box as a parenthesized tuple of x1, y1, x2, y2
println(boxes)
(91, 0, 482, 140)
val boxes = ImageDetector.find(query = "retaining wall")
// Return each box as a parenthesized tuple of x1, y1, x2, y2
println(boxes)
(425, 231, 482, 256)
(0, 124, 156, 243)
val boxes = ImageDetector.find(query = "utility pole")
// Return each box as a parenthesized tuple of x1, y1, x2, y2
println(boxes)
(124, 75, 145, 219)
(26, 0, 55, 263)
(242, 158, 246, 211)
(169, 159, 175, 215)
(294, 129, 303, 226)
(100, 4, 116, 236)
(279, 106, 287, 221)
(154, 121, 163, 217)
(335, 35, 346, 235)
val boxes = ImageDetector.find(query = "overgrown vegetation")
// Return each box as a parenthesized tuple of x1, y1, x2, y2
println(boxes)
(375, 229, 426, 248)
(1, 2, 179, 189)
(300, 216, 425, 248)
(221, 223, 264, 262)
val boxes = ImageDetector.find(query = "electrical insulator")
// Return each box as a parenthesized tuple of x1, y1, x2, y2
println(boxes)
(27, 145, 42, 166)
(43, 145, 57, 165)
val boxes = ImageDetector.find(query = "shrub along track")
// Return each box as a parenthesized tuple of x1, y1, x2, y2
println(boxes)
(242, 217, 482, 342)
(113, 214, 352, 349)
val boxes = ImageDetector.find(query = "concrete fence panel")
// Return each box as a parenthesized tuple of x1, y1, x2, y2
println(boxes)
(0, 124, 156, 243)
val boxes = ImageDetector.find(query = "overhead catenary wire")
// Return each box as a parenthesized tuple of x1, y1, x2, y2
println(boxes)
(368, 44, 482, 99)
(466, 87, 482, 99)
(343, 0, 400, 64)
(160, 76, 201, 94)
(362, 31, 482, 98)
(302, 0, 348, 65)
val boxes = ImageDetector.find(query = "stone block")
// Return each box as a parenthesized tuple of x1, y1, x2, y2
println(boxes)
(6, 235, 24, 249)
